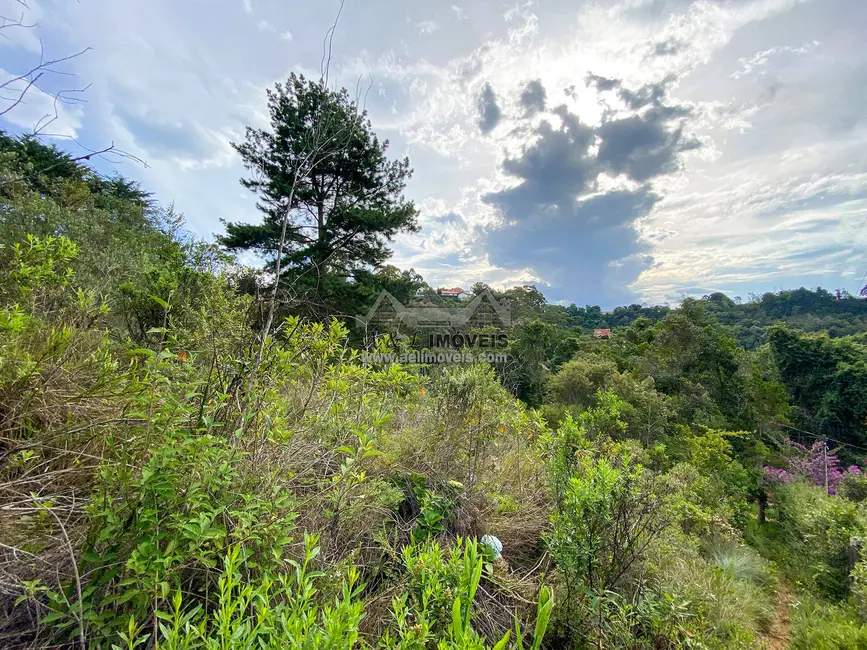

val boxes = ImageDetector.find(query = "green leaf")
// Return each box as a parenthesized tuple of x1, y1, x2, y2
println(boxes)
(451, 597, 463, 640)
(39, 611, 67, 624)
(514, 616, 524, 650)
(493, 629, 512, 650)
(531, 585, 553, 650)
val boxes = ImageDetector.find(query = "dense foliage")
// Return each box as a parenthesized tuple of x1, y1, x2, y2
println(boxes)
(2, 105, 867, 650)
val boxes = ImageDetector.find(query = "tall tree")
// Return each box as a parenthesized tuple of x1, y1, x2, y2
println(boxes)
(220, 74, 418, 319)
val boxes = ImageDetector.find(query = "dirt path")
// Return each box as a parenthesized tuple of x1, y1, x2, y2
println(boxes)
(763, 583, 791, 650)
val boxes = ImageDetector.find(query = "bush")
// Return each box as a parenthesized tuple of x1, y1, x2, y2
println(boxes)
(545, 398, 672, 645)
(765, 482, 867, 600)
(141, 538, 553, 650)
(841, 473, 867, 503)
(68, 430, 298, 644)
(851, 560, 867, 622)
(138, 537, 365, 650)
(789, 596, 867, 649)
(545, 356, 671, 445)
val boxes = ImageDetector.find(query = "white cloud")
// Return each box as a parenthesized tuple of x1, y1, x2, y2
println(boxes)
(416, 20, 437, 35)
(0, 68, 82, 137)
(0, 0, 44, 53)
(731, 41, 819, 79)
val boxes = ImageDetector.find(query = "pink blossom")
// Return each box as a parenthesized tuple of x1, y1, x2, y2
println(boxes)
(772, 439, 864, 493)
(763, 466, 794, 484)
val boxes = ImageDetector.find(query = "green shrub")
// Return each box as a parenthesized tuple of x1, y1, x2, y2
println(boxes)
(790, 595, 867, 649)
(547, 401, 669, 594)
(143, 537, 365, 650)
(841, 473, 867, 503)
(45, 428, 298, 645)
(544, 400, 676, 648)
(388, 538, 552, 650)
(764, 482, 867, 599)
(148, 538, 553, 650)
(851, 560, 867, 622)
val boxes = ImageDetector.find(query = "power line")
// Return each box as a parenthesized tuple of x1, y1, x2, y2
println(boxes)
(779, 423, 867, 456)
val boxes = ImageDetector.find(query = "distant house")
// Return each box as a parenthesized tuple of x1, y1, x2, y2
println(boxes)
(440, 287, 471, 301)
(593, 328, 611, 338)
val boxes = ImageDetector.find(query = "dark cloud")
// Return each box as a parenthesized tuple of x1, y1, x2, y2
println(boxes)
(433, 212, 466, 227)
(591, 78, 697, 180)
(519, 79, 547, 116)
(616, 78, 693, 124)
(485, 91, 694, 212)
(585, 74, 621, 92)
(597, 112, 699, 181)
(585, 75, 689, 120)
(476, 82, 502, 135)
(651, 39, 681, 56)
(485, 189, 658, 304)
(618, 80, 668, 110)
(487, 106, 596, 216)
(481, 77, 697, 304)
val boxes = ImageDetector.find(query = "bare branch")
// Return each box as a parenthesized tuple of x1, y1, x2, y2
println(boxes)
(44, 507, 86, 650)
(0, 46, 92, 121)
(320, 0, 345, 86)
(0, 71, 42, 118)
(0, 4, 145, 178)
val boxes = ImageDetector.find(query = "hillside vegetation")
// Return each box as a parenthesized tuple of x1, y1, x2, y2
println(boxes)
(2, 94, 867, 650)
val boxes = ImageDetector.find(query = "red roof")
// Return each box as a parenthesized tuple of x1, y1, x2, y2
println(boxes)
(440, 287, 466, 295)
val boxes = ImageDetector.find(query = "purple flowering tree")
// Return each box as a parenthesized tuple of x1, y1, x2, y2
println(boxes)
(763, 466, 794, 485)
(763, 440, 863, 495)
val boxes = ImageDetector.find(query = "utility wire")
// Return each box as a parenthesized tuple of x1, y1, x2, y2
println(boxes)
(779, 423, 867, 456)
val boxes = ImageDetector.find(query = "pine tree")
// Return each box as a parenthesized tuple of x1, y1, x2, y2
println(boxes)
(220, 74, 418, 318)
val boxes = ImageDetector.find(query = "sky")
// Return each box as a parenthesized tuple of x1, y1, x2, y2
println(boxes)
(2, 0, 866, 308)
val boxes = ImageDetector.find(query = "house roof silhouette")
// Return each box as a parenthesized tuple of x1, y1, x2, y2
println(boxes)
(357, 289, 511, 330)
